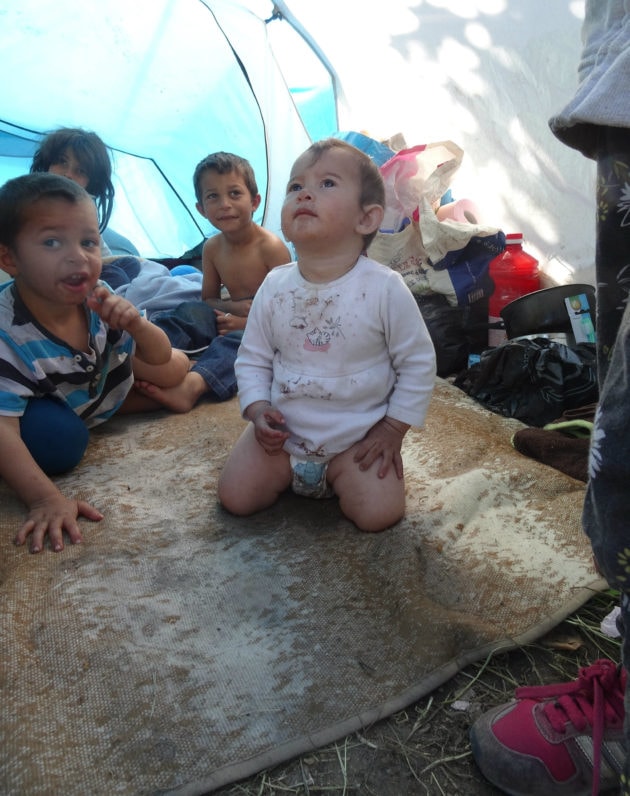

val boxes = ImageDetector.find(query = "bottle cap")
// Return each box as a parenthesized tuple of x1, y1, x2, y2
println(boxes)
(506, 233, 523, 244)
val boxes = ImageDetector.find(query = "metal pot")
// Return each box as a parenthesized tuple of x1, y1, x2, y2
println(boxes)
(500, 283, 596, 342)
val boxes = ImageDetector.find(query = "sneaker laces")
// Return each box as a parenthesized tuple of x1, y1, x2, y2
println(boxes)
(515, 659, 625, 796)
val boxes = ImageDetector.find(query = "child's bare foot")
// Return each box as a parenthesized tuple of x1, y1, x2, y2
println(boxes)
(134, 371, 209, 413)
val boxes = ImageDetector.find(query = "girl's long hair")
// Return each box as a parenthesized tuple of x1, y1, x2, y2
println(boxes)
(30, 127, 115, 232)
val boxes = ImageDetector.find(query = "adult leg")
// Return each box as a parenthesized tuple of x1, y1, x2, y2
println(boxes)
(218, 423, 292, 515)
(327, 445, 405, 532)
(20, 397, 89, 474)
(589, 131, 630, 791)
(469, 291, 630, 796)
(583, 299, 630, 793)
(620, 593, 630, 795)
(595, 126, 630, 382)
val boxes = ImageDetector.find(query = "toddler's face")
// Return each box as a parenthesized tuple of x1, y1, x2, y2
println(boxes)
(4, 196, 101, 309)
(281, 148, 365, 247)
(48, 148, 90, 190)
(196, 169, 260, 233)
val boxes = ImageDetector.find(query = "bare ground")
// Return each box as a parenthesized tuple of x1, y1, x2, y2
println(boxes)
(214, 590, 621, 796)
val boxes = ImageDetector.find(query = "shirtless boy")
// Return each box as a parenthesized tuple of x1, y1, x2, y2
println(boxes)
(137, 152, 291, 411)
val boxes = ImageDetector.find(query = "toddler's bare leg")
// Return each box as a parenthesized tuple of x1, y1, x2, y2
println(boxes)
(328, 447, 405, 532)
(218, 423, 291, 515)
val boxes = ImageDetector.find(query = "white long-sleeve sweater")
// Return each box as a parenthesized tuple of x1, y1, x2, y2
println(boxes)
(235, 255, 437, 460)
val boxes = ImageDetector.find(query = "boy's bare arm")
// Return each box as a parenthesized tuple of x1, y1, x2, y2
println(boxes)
(124, 318, 172, 366)
(201, 237, 223, 302)
(0, 415, 103, 553)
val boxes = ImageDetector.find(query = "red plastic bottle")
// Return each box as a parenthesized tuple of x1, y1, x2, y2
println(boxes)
(488, 233, 540, 346)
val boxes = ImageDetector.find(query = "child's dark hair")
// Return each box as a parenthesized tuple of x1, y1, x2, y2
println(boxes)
(193, 152, 258, 203)
(301, 138, 385, 247)
(30, 127, 114, 232)
(0, 173, 92, 248)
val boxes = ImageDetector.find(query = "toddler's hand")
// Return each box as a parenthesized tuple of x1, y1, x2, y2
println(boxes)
(251, 405, 290, 455)
(15, 495, 104, 554)
(353, 417, 408, 480)
(88, 284, 144, 332)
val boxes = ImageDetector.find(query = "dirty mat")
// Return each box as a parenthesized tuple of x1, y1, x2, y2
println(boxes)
(0, 379, 604, 795)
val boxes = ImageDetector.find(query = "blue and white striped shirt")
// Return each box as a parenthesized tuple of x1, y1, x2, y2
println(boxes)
(0, 281, 135, 427)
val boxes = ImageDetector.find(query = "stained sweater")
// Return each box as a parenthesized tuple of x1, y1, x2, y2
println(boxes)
(235, 256, 436, 461)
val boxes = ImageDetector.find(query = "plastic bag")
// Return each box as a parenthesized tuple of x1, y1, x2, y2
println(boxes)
(367, 141, 505, 306)
(367, 221, 430, 296)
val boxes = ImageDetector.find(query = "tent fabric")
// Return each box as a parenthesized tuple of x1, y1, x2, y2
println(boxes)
(0, 0, 337, 258)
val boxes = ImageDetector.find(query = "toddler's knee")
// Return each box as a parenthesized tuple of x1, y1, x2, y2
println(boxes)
(217, 478, 252, 516)
(218, 472, 286, 517)
(341, 492, 404, 533)
(352, 507, 404, 533)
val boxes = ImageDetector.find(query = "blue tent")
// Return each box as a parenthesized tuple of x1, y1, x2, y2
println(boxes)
(0, 0, 338, 257)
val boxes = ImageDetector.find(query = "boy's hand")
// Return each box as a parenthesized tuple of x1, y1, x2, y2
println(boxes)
(247, 402, 290, 455)
(230, 298, 253, 317)
(87, 284, 144, 333)
(352, 417, 409, 480)
(15, 495, 104, 554)
(215, 310, 246, 335)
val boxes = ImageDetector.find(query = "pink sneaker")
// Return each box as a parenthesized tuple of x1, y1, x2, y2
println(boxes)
(470, 659, 626, 795)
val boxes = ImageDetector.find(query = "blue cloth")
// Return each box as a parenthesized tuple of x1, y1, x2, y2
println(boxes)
(100, 256, 204, 315)
(170, 264, 200, 277)
(20, 396, 89, 474)
(191, 332, 241, 401)
(150, 300, 218, 351)
(101, 255, 142, 290)
(334, 131, 394, 166)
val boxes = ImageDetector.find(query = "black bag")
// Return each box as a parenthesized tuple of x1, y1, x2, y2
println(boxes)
(454, 337, 598, 427)
(416, 293, 489, 377)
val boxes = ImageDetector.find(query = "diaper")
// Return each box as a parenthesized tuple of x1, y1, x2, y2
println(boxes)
(289, 456, 334, 499)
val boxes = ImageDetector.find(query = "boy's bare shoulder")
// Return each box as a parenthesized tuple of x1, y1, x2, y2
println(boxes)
(256, 224, 291, 263)
(203, 224, 290, 274)
(202, 233, 232, 272)
(202, 234, 222, 255)
(255, 223, 279, 240)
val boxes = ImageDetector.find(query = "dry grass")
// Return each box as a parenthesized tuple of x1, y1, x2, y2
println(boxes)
(214, 590, 622, 796)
